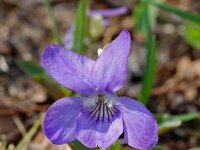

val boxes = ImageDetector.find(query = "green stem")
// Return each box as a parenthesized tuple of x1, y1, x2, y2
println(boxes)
(44, 0, 62, 44)
(72, 0, 88, 54)
(139, 2, 157, 105)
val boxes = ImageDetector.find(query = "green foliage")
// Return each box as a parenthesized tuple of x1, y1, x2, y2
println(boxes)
(72, 140, 121, 150)
(157, 112, 200, 135)
(17, 60, 45, 77)
(72, 140, 100, 150)
(134, 0, 159, 33)
(44, 0, 62, 44)
(145, 0, 200, 24)
(139, 2, 157, 105)
(184, 22, 200, 49)
(107, 142, 121, 150)
(152, 145, 165, 150)
(72, 140, 91, 150)
(73, 0, 88, 54)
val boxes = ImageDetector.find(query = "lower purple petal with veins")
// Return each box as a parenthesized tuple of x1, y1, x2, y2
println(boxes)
(75, 97, 123, 148)
(43, 97, 83, 144)
(116, 97, 158, 150)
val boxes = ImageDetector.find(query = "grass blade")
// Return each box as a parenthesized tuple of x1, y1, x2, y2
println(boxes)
(183, 22, 200, 49)
(139, 2, 157, 105)
(133, 1, 159, 33)
(44, 0, 62, 44)
(157, 112, 199, 135)
(146, 0, 200, 24)
(72, 0, 88, 54)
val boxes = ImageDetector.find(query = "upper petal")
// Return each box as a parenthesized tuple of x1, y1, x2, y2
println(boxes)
(91, 29, 131, 94)
(43, 96, 83, 144)
(41, 44, 96, 96)
(75, 104, 123, 148)
(116, 97, 158, 150)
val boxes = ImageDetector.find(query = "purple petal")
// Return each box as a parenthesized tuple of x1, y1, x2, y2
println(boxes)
(89, 7, 128, 17)
(116, 97, 158, 150)
(62, 24, 75, 50)
(43, 96, 83, 144)
(91, 29, 131, 93)
(75, 107, 123, 148)
(41, 44, 96, 96)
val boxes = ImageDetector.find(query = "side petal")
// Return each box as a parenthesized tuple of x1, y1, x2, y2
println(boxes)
(43, 96, 83, 144)
(41, 44, 95, 96)
(116, 97, 158, 150)
(75, 107, 123, 148)
(91, 29, 131, 93)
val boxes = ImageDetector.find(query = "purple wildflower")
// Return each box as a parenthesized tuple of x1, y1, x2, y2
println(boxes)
(41, 30, 158, 150)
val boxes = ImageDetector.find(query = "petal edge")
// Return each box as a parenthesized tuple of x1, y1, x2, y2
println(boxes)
(41, 44, 96, 96)
(91, 29, 131, 94)
(75, 105, 123, 148)
(43, 96, 83, 144)
(116, 97, 158, 150)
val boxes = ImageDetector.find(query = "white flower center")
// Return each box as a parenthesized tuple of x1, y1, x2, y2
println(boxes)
(83, 94, 118, 121)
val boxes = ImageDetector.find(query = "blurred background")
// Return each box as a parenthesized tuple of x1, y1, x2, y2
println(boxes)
(0, 0, 200, 150)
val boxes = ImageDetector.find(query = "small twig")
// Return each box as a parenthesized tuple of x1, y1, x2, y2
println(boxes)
(14, 114, 44, 150)
(12, 116, 27, 136)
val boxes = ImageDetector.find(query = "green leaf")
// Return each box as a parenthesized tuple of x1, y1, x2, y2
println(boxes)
(133, 2, 146, 33)
(72, 140, 90, 150)
(133, 0, 159, 33)
(172, 112, 200, 122)
(158, 114, 182, 135)
(157, 112, 199, 135)
(17, 60, 45, 77)
(44, 0, 62, 44)
(72, 140, 100, 150)
(107, 142, 122, 150)
(73, 0, 88, 54)
(146, 0, 200, 24)
(183, 22, 200, 49)
(139, 2, 157, 105)
(17, 60, 72, 99)
(152, 145, 165, 150)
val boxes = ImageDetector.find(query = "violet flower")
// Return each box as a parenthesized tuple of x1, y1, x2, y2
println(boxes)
(41, 30, 158, 150)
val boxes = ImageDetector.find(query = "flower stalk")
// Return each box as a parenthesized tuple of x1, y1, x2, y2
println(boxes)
(44, 0, 62, 44)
